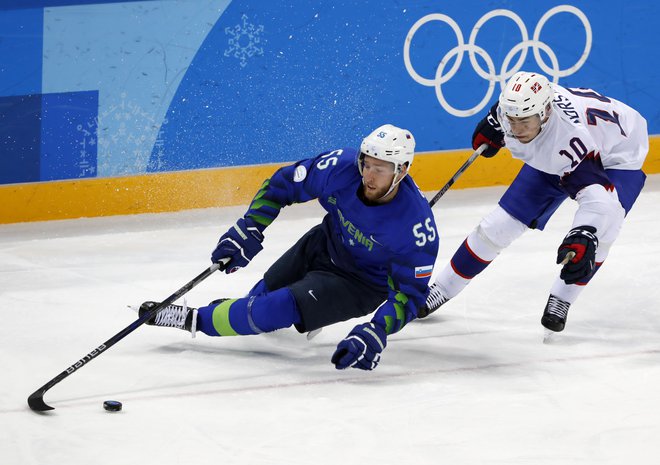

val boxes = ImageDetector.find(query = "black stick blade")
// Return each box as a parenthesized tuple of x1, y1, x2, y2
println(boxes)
(25, 264, 221, 414)
(28, 389, 54, 412)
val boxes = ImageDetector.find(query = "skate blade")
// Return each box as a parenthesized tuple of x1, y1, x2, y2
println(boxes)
(307, 328, 323, 341)
(543, 328, 557, 344)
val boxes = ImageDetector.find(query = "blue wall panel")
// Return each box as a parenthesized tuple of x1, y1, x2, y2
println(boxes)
(40, 90, 98, 181)
(151, 0, 660, 172)
(151, 1, 404, 171)
(0, 1, 156, 10)
(0, 0, 658, 185)
(0, 8, 42, 96)
(0, 94, 41, 184)
(41, 0, 229, 177)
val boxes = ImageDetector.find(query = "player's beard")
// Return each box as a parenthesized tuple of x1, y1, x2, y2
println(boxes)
(362, 182, 391, 202)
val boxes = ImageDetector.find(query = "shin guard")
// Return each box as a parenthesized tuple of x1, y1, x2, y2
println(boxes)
(197, 287, 301, 336)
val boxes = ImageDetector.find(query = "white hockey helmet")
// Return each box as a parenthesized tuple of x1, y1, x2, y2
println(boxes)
(499, 71, 553, 121)
(359, 124, 415, 175)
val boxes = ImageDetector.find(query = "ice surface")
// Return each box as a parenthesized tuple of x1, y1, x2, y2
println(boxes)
(2, 176, 660, 465)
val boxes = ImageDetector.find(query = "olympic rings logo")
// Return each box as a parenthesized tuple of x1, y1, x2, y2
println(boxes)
(403, 5, 592, 117)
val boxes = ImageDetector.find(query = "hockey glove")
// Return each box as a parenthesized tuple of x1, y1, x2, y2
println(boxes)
(331, 322, 387, 371)
(557, 225, 598, 284)
(211, 217, 264, 273)
(472, 103, 504, 158)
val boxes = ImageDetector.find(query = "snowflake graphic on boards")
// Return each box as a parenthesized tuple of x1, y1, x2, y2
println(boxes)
(224, 14, 265, 67)
(75, 119, 98, 177)
(79, 92, 168, 175)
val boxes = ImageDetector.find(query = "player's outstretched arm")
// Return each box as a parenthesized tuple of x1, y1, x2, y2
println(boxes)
(209, 152, 340, 272)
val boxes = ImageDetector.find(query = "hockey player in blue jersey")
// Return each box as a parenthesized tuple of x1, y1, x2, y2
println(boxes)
(138, 124, 438, 370)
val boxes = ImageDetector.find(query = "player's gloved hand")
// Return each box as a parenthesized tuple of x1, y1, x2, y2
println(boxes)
(557, 225, 598, 284)
(472, 103, 504, 158)
(331, 322, 387, 371)
(211, 217, 264, 273)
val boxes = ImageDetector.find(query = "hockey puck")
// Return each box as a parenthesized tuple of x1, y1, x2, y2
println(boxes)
(103, 400, 122, 412)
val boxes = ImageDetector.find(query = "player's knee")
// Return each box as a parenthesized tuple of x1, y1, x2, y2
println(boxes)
(472, 206, 527, 256)
(595, 241, 613, 263)
(599, 202, 625, 245)
(250, 287, 302, 332)
(247, 278, 270, 297)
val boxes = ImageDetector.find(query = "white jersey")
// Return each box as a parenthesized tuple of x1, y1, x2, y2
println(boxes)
(499, 85, 648, 176)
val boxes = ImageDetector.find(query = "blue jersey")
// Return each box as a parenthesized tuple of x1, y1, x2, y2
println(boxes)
(243, 147, 439, 334)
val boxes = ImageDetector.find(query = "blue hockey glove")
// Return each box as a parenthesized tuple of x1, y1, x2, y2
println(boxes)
(557, 225, 598, 284)
(211, 217, 264, 273)
(472, 103, 504, 158)
(331, 322, 387, 371)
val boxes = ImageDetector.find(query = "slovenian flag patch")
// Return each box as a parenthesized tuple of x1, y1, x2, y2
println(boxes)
(414, 265, 433, 279)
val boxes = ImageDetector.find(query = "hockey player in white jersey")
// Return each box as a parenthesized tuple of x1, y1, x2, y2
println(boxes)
(418, 71, 648, 334)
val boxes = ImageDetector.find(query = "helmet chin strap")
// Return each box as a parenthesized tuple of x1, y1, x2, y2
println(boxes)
(537, 110, 552, 135)
(374, 166, 406, 201)
(359, 156, 410, 202)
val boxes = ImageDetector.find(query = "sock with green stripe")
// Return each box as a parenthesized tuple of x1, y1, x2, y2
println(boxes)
(197, 287, 301, 337)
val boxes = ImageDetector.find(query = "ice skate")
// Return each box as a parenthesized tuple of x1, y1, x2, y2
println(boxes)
(541, 294, 570, 342)
(134, 300, 198, 337)
(306, 328, 323, 340)
(417, 282, 450, 319)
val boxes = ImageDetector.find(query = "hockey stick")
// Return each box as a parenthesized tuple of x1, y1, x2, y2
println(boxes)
(559, 251, 576, 265)
(426, 145, 575, 264)
(27, 261, 223, 412)
(428, 144, 488, 208)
